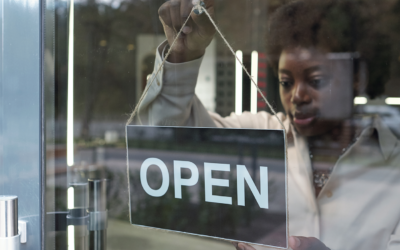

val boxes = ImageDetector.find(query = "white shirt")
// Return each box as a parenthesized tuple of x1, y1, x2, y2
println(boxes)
(136, 42, 400, 250)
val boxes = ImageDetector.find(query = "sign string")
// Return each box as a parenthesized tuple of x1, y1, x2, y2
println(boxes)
(126, 2, 285, 132)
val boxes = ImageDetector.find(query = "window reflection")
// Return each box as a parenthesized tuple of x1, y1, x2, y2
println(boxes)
(134, 0, 400, 249)
(47, 0, 400, 249)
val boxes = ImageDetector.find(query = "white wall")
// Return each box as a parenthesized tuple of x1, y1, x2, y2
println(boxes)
(196, 39, 216, 112)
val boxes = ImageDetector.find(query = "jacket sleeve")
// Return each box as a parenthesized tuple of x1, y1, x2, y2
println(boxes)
(135, 41, 216, 128)
(386, 215, 400, 249)
(135, 41, 288, 131)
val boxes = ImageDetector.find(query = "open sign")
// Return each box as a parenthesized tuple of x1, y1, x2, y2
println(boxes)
(140, 158, 270, 209)
(127, 126, 287, 249)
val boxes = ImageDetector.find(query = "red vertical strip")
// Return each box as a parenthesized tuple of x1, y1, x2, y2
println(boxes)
(257, 53, 268, 111)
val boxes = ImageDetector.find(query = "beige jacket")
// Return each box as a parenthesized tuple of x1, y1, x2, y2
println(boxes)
(136, 43, 400, 250)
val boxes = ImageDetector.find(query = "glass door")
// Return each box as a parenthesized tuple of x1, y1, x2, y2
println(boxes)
(0, 0, 42, 249)
(42, 0, 400, 250)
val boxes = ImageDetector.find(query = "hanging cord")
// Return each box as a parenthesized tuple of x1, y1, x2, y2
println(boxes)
(126, 3, 285, 131)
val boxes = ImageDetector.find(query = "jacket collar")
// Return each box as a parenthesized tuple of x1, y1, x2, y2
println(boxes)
(287, 115, 398, 161)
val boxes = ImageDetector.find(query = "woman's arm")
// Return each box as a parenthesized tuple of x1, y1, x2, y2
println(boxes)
(134, 0, 217, 126)
(136, 41, 216, 127)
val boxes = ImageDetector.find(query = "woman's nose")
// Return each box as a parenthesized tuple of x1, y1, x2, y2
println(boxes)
(291, 82, 311, 105)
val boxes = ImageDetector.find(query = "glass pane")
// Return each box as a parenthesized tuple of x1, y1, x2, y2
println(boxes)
(44, 0, 400, 249)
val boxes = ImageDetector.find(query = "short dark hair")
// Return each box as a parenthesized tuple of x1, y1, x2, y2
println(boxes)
(266, 0, 392, 98)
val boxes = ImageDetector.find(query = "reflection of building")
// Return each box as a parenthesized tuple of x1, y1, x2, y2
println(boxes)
(215, 53, 269, 117)
(216, 57, 236, 116)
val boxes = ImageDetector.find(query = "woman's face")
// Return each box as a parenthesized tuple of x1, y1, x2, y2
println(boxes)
(278, 47, 350, 137)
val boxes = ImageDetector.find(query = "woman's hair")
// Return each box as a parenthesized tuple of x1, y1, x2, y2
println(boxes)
(266, 0, 392, 98)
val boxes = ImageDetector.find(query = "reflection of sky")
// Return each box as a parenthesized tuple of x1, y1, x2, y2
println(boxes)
(12, 0, 39, 8)
(94, 0, 123, 8)
(74, 0, 142, 9)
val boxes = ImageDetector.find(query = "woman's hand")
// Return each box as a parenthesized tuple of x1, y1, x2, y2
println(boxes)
(232, 242, 256, 250)
(158, 0, 215, 63)
(232, 236, 330, 250)
(288, 236, 330, 250)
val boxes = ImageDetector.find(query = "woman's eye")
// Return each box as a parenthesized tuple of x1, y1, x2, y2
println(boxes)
(279, 81, 293, 88)
(310, 77, 328, 88)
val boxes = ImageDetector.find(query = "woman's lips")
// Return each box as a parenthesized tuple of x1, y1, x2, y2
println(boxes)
(293, 116, 316, 126)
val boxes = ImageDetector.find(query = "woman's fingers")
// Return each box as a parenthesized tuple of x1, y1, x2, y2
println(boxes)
(157, 0, 213, 62)
(289, 236, 302, 249)
(181, 0, 194, 34)
(190, 0, 215, 37)
(238, 243, 257, 250)
(169, 0, 183, 32)
(289, 236, 331, 250)
(158, 2, 173, 28)
(159, 0, 215, 36)
(190, 5, 215, 36)
(232, 242, 257, 250)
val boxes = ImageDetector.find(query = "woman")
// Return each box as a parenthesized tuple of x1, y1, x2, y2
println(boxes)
(137, 0, 400, 249)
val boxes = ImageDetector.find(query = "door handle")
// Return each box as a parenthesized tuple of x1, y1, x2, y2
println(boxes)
(0, 196, 28, 250)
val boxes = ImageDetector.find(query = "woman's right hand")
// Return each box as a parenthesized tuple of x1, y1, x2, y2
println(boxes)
(158, 0, 215, 63)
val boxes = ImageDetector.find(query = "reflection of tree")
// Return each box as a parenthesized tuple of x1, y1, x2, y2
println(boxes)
(78, 0, 107, 138)
(73, 0, 165, 139)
